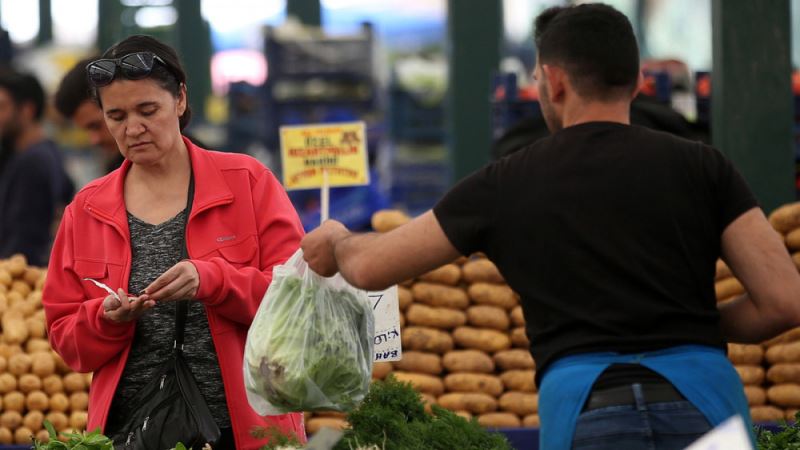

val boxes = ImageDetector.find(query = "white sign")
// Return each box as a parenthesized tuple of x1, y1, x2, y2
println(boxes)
(684, 415, 753, 450)
(369, 286, 402, 362)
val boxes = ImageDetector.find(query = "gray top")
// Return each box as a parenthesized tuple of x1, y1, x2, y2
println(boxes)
(105, 208, 230, 433)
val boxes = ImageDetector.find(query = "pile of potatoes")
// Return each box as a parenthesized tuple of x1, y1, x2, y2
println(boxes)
(0, 254, 91, 444)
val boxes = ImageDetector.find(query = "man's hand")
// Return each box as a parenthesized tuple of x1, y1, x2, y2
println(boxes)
(301, 220, 351, 276)
(143, 261, 200, 302)
(103, 289, 155, 323)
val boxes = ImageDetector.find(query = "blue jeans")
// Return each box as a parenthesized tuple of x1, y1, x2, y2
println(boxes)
(571, 384, 712, 450)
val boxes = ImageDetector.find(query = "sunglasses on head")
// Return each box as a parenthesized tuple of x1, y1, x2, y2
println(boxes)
(86, 52, 168, 87)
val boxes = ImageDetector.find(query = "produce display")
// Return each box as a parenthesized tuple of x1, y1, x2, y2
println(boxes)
(0, 255, 92, 445)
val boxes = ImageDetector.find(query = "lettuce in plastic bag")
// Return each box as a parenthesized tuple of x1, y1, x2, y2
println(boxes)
(244, 250, 374, 414)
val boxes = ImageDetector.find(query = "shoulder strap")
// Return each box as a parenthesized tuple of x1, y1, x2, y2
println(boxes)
(174, 173, 195, 353)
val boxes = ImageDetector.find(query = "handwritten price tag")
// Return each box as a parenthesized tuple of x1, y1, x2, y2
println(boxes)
(369, 286, 402, 362)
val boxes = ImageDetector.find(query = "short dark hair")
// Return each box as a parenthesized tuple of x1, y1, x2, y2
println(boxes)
(94, 35, 191, 130)
(534, 4, 639, 101)
(0, 71, 45, 120)
(54, 56, 97, 119)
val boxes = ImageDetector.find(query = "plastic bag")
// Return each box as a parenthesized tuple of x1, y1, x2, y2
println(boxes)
(244, 249, 374, 415)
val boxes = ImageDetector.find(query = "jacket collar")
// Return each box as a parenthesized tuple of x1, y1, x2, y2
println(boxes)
(84, 136, 234, 225)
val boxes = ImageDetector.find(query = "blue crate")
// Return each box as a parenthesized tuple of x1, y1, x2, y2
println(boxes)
(389, 88, 445, 142)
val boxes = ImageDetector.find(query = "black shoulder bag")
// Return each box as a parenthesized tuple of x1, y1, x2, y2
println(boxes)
(112, 176, 221, 449)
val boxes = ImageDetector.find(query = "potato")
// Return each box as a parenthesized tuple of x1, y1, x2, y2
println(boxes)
(22, 268, 41, 286)
(0, 343, 20, 359)
(0, 269, 10, 287)
(401, 327, 454, 354)
(478, 412, 521, 428)
(27, 291, 42, 309)
(398, 287, 412, 311)
(10, 300, 36, 318)
(419, 264, 461, 286)
(13, 426, 32, 445)
(0, 411, 21, 430)
(7, 255, 26, 277)
(500, 370, 536, 393)
(11, 280, 31, 297)
(0, 373, 17, 394)
(406, 304, 466, 329)
(494, 349, 535, 371)
(715, 260, 732, 280)
(2, 310, 29, 344)
(392, 371, 445, 396)
(768, 384, 800, 407)
(0, 294, 7, 315)
(786, 228, 800, 251)
(715, 278, 744, 301)
(399, 314, 406, 328)
(420, 393, 436, 413)
(8, 352, 32, 375)
(63, 372, 87, 393)
(371, 210, 410, 233)
(465, 305, 509, 331)
(372, 362, 393, 380)
(767, 363, 800, 384)
(49, 393, 69, 412)
(31, 353, 55, 378)
(412, 282, 469, 309)
(437, 392, 497, 414)
(18, 373, 42, 393)
(730, 343, 765, 365)
(69, 411, 88, 430)
(393, 351, 442, 375)
(0, 427, 10, 444)
(522, 414, 540, 428)
(23, 410, 43, 432)
(462, 259, 504, 284)
(4, 391, 24, 412)
(26, 390, 49, 411)
(744, 386, 766, 406)
(25, 317, 46, 340)
(443, 373, 503, 396)
(6, 290, 24, 306)
(769, 202, 800, 233)
(34, 429, 49, 443)
(42, 374, 64, 395)
(510, 306, 525, 327)
(85, 372, 93, 385)
(69, 392, 89, 412)
(735, 365, 765, 386)
(788, 409, 800, 422)
(44, 412, 68, 431)
(499, 391, 538, 416)
(452, 327, 511, 353)
(443, 350, 495, 373)
(306, 417, 348, 434)
(751, 405, 785, 422)
(0, 355, 5, 373)
(468, 283, 517, 310)
(26, 339, 51, 355)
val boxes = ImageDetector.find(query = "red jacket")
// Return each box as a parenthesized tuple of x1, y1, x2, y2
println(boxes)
(43, 138, 307, 448)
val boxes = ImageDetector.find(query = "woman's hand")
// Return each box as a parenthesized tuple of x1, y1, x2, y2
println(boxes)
(103, 289, 155, 323)
(143, 260, 200, 302)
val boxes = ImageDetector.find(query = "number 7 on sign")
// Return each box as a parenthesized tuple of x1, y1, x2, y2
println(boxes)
(368, 286, 402, 362)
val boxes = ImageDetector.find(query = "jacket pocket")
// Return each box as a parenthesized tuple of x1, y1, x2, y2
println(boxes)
(212, 235, 257, 268)
(74, 259, 108, 279)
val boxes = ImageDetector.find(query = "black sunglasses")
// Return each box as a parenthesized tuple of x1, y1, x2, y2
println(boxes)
(86, 52, 169, 87)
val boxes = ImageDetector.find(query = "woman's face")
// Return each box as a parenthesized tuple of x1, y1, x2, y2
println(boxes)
(98, 77, 186, 166)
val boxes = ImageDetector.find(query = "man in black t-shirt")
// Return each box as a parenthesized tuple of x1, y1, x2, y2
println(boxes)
(301, 4, 800, 449)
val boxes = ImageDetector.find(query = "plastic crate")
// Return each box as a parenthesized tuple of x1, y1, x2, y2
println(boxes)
(264, 24, 373, 79)
(389, 88, 445, 142)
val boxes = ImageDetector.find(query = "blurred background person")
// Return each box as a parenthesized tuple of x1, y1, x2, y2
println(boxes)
(54, 56, 124, 174)
(0, 70, 74, 266)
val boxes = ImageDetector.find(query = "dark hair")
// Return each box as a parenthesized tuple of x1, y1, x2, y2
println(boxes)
(94, 35, 191, 130)
(0, 71, 45, 120)
(534, 4, 639, 101)
(54, 56, 98, 119)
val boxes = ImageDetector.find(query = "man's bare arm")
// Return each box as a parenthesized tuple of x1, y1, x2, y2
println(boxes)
(329, 211, 462, 291)
(718, 208, 800, 342)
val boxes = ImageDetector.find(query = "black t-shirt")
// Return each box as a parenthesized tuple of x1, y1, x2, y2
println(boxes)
(434, 122, 758, 382)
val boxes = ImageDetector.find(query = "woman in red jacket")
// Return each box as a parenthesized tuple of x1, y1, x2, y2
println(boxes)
(42, 35, 306, 449)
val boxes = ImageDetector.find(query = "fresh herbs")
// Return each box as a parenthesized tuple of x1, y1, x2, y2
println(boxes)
(757, 411, 800, 449)
(32, 420, 114, 450)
